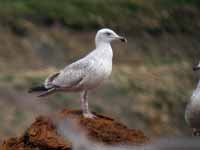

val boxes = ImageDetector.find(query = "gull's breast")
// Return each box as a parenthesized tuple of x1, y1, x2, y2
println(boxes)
(185, 91, 200, 128)
(83, 58, 112, 89)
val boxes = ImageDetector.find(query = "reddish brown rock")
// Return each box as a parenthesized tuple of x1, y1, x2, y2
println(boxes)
(1, 108, 149, 150)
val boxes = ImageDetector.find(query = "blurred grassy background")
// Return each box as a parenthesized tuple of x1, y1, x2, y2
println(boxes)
(0, 0, 200, 142)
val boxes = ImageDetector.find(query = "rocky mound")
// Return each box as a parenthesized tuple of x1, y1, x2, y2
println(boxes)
(1, 109, 149, 150)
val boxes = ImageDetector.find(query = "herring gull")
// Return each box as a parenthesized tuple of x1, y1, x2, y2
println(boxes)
(29, 28, 127, 118)
(185, 62, 200, 135)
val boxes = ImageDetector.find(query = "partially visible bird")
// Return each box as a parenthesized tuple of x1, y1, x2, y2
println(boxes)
(29, 28, 127, 118)
(185, 62, 200, 135)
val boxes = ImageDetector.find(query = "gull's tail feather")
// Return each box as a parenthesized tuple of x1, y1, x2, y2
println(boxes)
(28, 85, 48, 93)
(37, 88, 56, 97)
(28, 85, 56, 97)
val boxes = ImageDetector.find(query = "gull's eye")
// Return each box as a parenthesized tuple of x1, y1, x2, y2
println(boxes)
(105, 32, 111, 36)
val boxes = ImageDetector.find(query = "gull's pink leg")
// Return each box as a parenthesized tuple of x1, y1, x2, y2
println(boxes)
(80, 91, 96, 118)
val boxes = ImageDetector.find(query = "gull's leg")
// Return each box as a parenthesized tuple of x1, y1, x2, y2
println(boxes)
(81, 91, 96, 118)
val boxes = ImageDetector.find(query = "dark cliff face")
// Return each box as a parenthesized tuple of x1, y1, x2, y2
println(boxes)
(1, 108, 149, 150)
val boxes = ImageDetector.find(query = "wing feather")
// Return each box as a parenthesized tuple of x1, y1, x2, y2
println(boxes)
(44, 72, 60, 88)
(51, 58, 92, 88)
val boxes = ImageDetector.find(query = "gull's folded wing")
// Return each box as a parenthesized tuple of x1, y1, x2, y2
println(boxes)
(50, 58, 92, 89)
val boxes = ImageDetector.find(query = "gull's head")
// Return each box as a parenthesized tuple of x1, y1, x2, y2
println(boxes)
(193, 62, 200, 71)
(95, 28, 127, 46)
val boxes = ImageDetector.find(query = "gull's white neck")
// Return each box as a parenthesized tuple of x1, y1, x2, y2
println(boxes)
(191, 82, 200, 105)
(95, 42, 113, 58)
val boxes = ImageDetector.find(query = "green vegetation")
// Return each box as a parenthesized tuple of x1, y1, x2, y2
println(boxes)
(160, 0, 200, 7)
(0, 0, 199, 32)
(0, 0, 140, 30)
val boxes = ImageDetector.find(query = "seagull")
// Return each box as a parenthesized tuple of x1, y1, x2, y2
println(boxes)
(29, 28, 127, 118)
(185, 62, 200, 135)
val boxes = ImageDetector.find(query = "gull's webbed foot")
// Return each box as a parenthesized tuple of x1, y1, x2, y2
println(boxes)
(83, 112, 96, 119)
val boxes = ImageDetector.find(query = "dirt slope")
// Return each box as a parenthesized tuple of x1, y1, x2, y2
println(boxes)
(1, 108, 149, 150)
